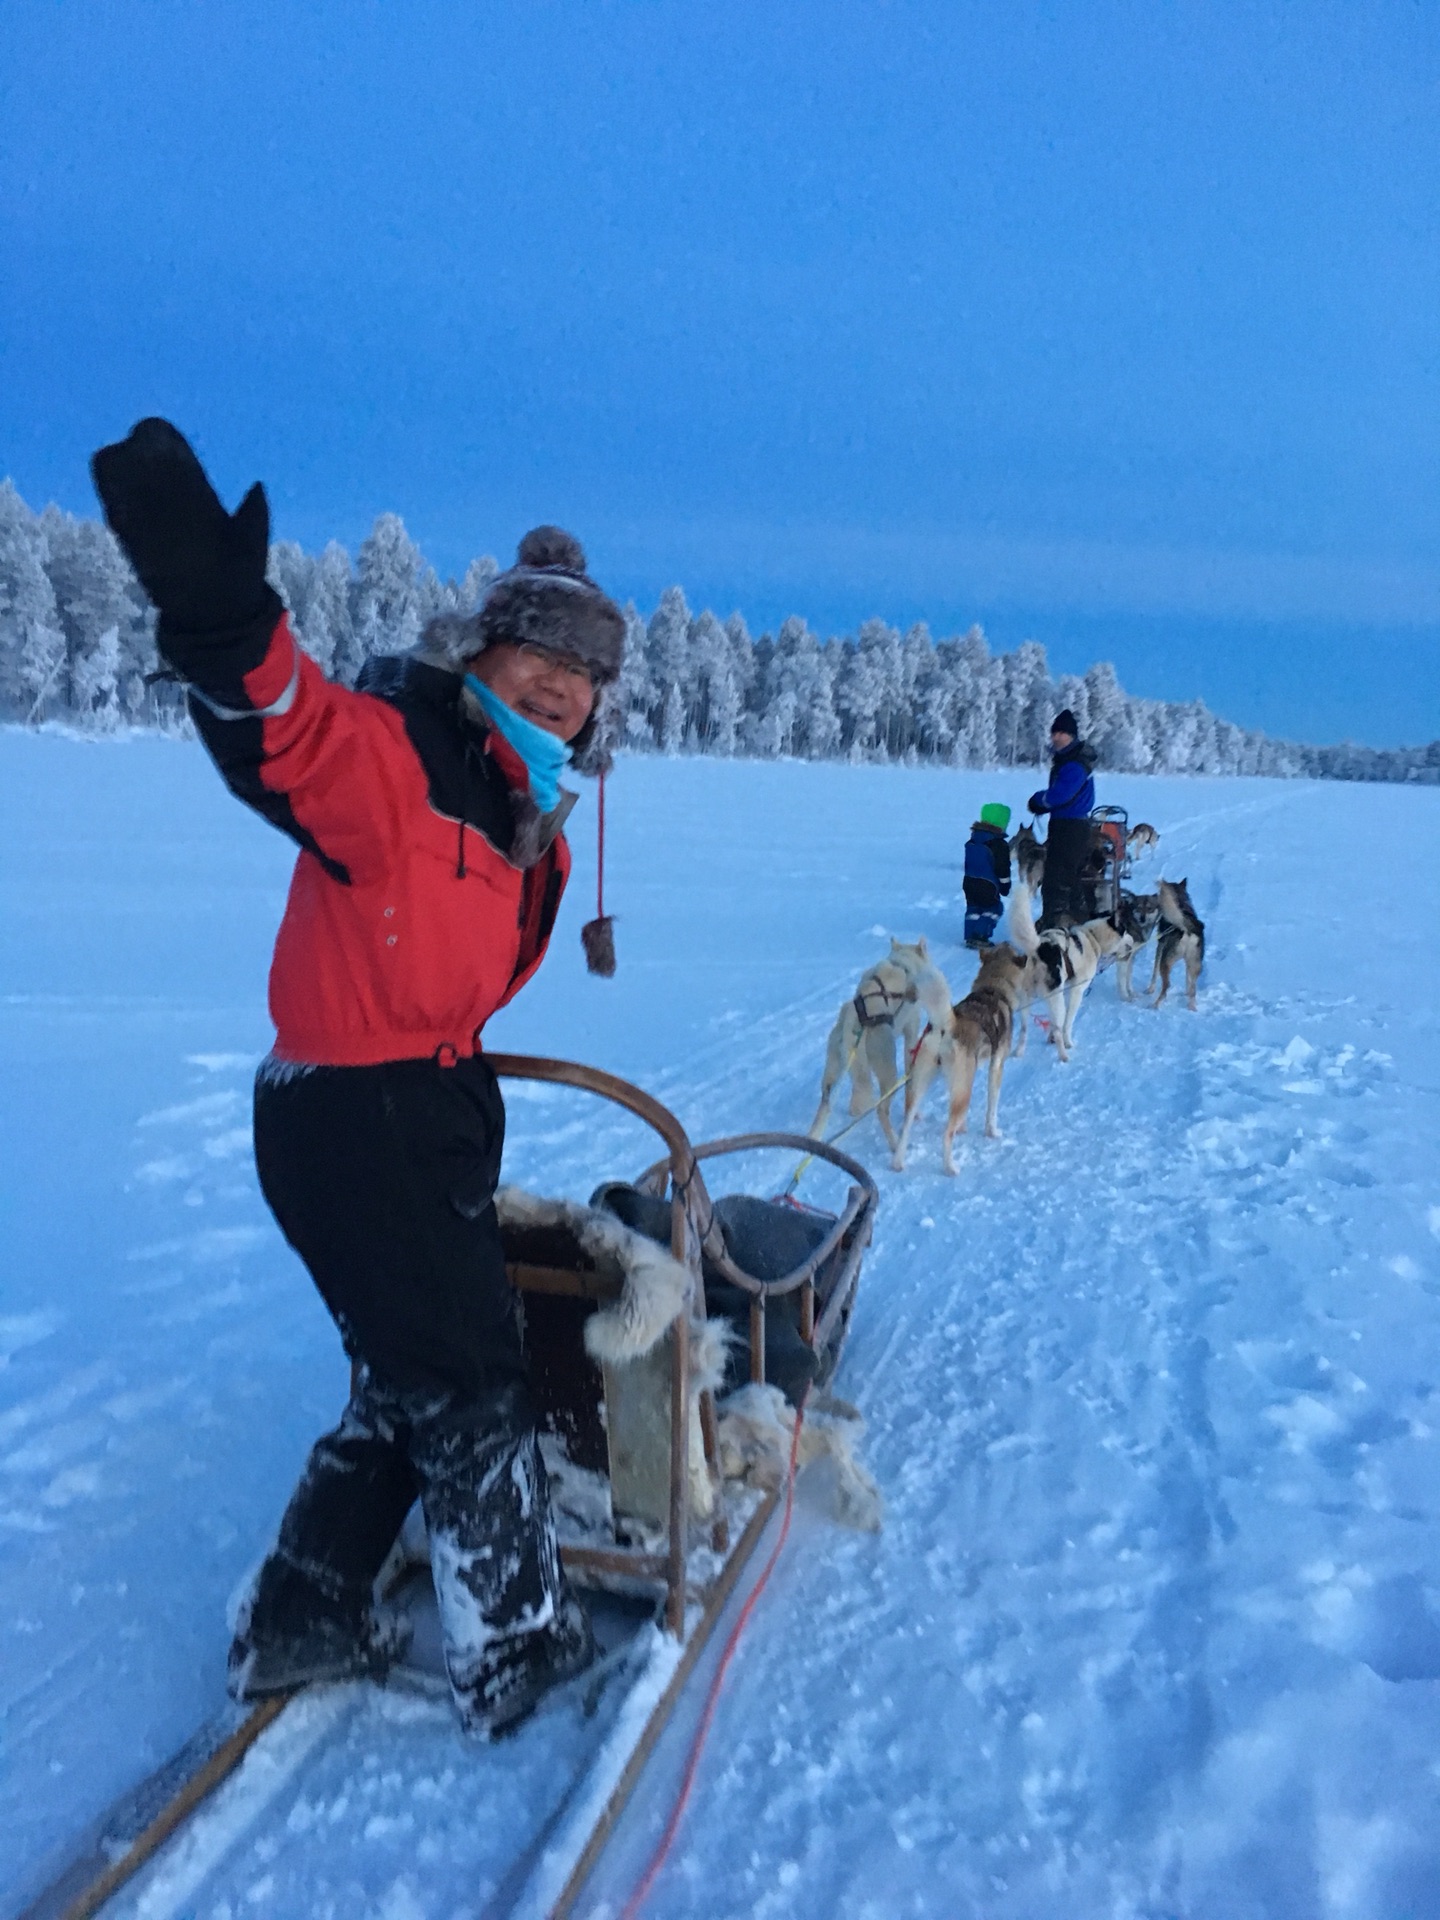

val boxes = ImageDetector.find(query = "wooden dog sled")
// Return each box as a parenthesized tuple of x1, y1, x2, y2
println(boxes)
(25, 1055, 878, 1920)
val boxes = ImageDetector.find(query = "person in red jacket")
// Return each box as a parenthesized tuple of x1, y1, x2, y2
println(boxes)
(92, 420, 626, 1735)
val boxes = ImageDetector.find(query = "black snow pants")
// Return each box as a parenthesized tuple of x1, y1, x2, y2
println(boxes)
(1039, 816, 1093, 929)
(245, 1053, 567, 1699)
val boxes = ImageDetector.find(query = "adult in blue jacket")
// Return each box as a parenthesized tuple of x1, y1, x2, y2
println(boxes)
(1028, 709, 1098, 929)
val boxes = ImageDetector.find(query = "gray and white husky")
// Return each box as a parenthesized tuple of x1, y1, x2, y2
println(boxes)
(1007, 879, 1133, 1060)
(1113, 890, 1162, 1002)
(810, 938, 953, 1154)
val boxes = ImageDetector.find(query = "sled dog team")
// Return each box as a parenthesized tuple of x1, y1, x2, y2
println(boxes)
(811, 822, 1205, 1178)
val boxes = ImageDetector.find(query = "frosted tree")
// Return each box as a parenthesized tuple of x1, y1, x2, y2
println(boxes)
(647, 587, 694, 750)
(1081, 661, 1126, 765)
(614, 604, 657, 749)
(765, 616, 823, 758)
(460, 553, 499, 612)
(836, 619, 904, 757)
(686, 610, 740, 753)
(40, 505, 150, 721)
(306, 542, 356, 682)
(267, 540, 322, 663)
(1050, 672, 1090, 743)
(72, 623, 122, 729)
(352, 513, 437, 664)
(898, 623, 935, 760)
(913, 631, 961, 761)
(0, 481, 67, 722)
(999, 640, 1054, 766)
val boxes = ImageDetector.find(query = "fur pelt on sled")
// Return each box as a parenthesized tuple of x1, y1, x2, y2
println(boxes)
(495, 1186, 730, 1517)
(496, 1185, 701, 1362)
(495, 1188, 881, 1530)
(717, 1384, 884, 1532)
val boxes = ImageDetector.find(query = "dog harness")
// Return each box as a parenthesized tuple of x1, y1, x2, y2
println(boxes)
(853, 973, 917, 1029)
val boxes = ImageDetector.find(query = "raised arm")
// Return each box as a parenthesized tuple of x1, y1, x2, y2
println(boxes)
(92, 420, 410, 885)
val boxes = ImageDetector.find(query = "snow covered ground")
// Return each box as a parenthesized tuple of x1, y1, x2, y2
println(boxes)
(4, 731, 1440, 1919)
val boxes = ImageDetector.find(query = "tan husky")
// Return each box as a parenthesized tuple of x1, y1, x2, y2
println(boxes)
(890, 944, 1034, 1172)
(810, 939, 953, 1154)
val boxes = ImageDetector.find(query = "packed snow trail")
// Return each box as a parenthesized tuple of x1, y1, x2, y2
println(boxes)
(3, 737, 1439, 1918)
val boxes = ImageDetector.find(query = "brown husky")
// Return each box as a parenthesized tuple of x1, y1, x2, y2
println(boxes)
(891, 944, 1034, 1173)
(1150, 877, 1205, 1010)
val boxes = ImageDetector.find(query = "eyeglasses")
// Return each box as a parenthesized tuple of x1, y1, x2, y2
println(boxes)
(516, 641, 596, 690)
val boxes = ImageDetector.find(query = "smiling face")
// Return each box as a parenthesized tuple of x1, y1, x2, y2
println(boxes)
(468, 640, 598, 742)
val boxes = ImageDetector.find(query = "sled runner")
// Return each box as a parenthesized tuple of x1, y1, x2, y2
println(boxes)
(24, 1056, 877, 1920)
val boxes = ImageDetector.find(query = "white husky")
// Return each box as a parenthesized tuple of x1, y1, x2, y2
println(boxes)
(810, 938, 952, 1154)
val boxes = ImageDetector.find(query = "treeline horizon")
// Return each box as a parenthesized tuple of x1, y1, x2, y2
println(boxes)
(1, 479, 1435, 787)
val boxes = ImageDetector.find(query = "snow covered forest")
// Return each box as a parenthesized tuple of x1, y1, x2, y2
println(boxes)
(3, 478, 1436, 783)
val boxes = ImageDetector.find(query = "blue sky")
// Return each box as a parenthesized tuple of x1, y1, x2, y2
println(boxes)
(2, 1, 1436, 746)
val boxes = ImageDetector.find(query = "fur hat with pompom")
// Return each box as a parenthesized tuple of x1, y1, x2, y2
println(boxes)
(429, 526, 626, 688)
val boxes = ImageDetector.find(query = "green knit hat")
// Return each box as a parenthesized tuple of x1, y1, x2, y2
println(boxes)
(980, 802, 1011, 830)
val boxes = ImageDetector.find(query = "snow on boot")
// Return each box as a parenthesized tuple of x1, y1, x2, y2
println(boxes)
(228, 1607, 408, 1700)
(454, 1591, 598, 1738)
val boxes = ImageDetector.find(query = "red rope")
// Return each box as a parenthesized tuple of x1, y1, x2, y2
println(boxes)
(596, 767, 606, 920)
(619, 1391, 809, 1919)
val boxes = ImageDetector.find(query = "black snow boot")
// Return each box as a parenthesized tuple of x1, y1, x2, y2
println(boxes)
(454, 1591, 598, 1738)
(228, 1552, 410, 1699)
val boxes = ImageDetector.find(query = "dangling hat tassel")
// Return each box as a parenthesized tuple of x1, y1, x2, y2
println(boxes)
(581, 768, 616, 976)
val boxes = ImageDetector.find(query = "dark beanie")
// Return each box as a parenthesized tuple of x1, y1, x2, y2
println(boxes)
(424, 527, 626, 686)
(1051, 708, 1078, 736)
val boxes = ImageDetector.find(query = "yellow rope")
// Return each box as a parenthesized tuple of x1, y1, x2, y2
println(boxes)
(785, 1045, 916, 1196)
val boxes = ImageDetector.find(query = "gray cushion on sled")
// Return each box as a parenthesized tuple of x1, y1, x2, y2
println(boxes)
(586, 1184, 833, 1287)
(587, 1182, 830, 1407)
(710, 1194, 831, 1284)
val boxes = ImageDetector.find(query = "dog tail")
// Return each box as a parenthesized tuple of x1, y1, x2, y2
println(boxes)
(1158, 877, 1201, 935)
(1006, 873, 1041, 955)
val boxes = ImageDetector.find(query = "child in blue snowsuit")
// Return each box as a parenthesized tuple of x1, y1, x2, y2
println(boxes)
(963, 803, 1013, 947)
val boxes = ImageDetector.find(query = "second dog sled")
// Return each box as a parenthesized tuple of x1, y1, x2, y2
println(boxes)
(1083, 804, 1132, 918)
(28, 1056, 878, 1920)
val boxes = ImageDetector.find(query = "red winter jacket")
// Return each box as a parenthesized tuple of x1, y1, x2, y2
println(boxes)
(177, 611, 571, 1067)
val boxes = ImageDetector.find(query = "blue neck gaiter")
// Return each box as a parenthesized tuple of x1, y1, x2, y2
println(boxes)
(465, 673, 571, 814)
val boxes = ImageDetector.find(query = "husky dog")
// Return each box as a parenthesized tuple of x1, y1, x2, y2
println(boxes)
(1008, 879, 1130, 1061)
(1113, 890, 1162, 1002)
(891, 944, 1034, 1171)
(1127, 822, 1160, 855)
(1150, 878, 1205, 1010)
(810, 939, 953, 1153)
(1010, 822, 1046, 896)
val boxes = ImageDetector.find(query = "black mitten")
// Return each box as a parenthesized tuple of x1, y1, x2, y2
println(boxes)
(91, 419, 277, 638)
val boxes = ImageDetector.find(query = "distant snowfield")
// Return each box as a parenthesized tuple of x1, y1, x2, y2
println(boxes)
(3, 730, 1440, 1920)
